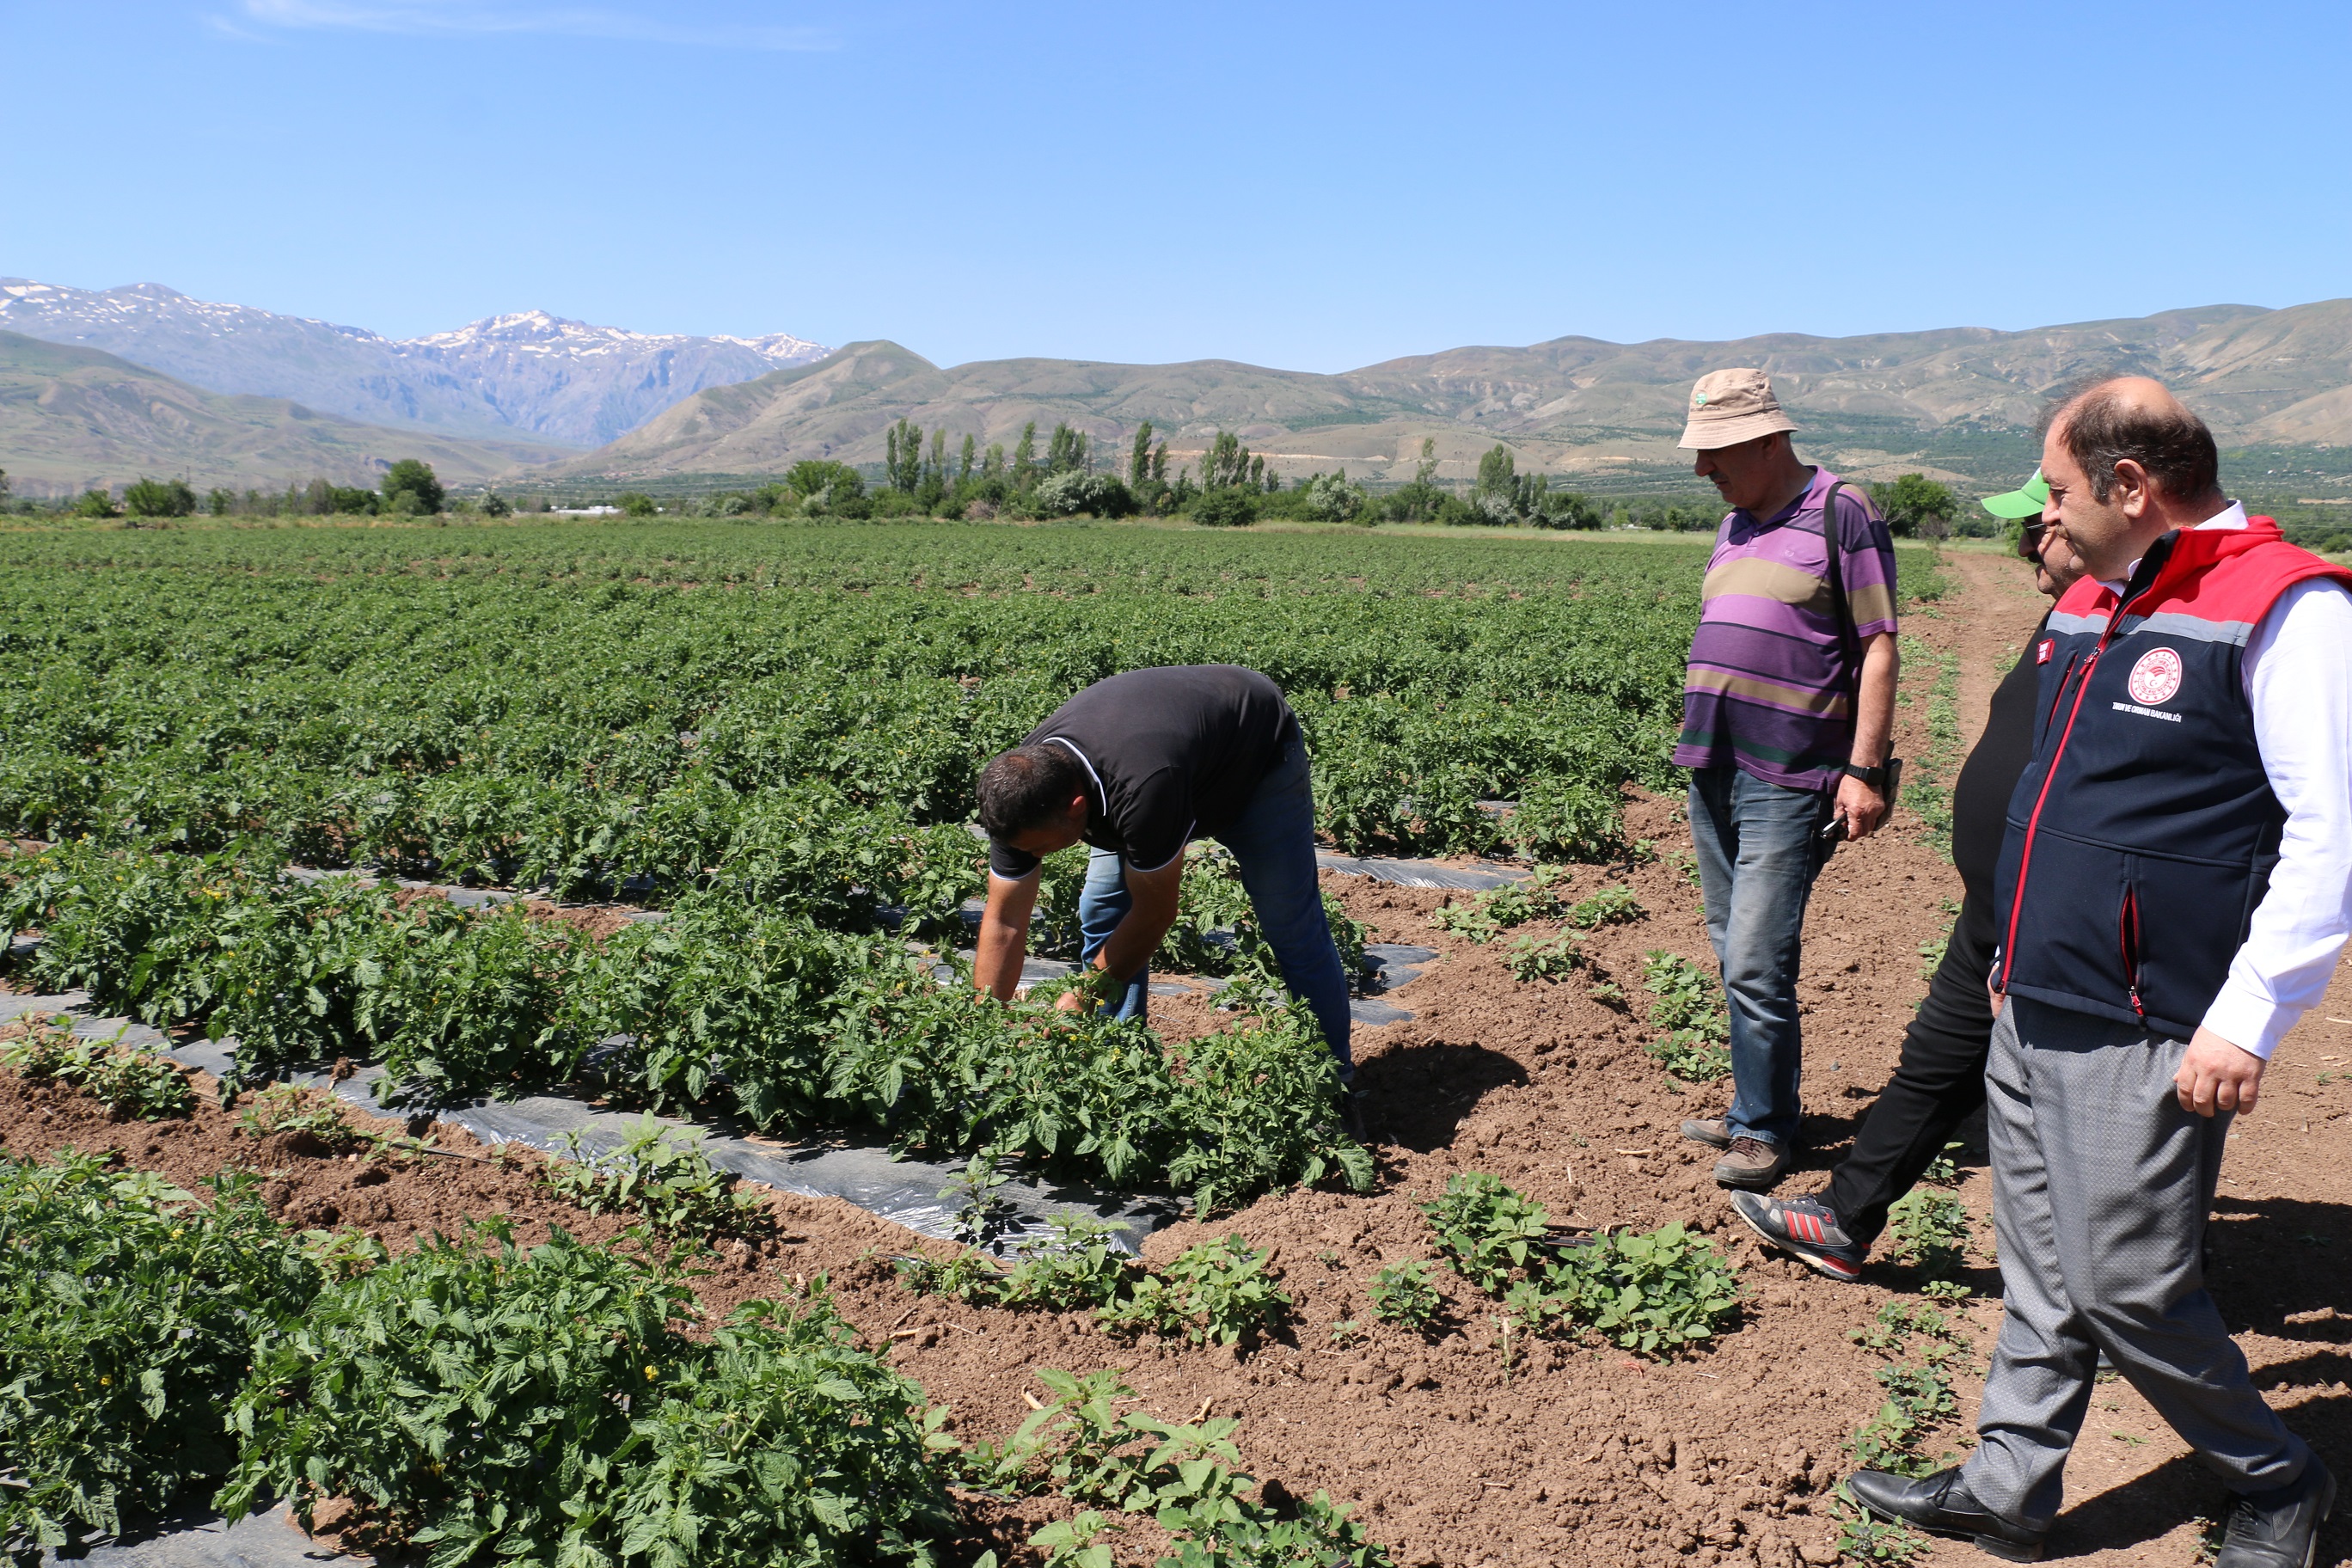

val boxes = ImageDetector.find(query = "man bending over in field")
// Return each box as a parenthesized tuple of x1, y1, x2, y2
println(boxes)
(972, 665, 1359, 1117)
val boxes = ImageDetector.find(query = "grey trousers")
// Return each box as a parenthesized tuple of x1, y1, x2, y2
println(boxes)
(1962, 997, 2310, 1527)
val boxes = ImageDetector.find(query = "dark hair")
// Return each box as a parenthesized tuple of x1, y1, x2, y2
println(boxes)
(2043, 381, 2220, 505)
(976, 744, 1087, 839)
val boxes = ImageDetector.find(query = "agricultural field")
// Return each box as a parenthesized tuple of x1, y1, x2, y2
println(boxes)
(4, 519, 2349, 1568)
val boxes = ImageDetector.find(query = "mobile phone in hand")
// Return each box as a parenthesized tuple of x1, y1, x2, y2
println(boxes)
(1820, 815, 1849, 843)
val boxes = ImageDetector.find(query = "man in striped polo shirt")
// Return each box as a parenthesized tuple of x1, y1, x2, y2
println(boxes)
(1671, 368, 1902, 1190)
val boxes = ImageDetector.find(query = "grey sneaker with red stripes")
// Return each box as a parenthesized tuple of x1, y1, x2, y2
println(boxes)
(1727, 1190, 1867, 1281)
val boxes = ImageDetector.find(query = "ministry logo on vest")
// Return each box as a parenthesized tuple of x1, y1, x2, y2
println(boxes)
(2128, 647, 2184, 706)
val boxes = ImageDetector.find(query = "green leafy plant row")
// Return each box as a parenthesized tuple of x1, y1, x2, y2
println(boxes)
(0, 1154, 325, 1566)
(959, 1367, 1393, 1568)
(3, 840, 1369, 1213)
(221, 1222, 948, 1568)
(1638, 950, 1732, 1082)
(896, 1220, 1293, 1348)
(1420, 1172, 1743, 1358)
(0, 1014, 193, 1120)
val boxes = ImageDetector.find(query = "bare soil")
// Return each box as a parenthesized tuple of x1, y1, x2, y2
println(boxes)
(4, 545, 2349, 1568)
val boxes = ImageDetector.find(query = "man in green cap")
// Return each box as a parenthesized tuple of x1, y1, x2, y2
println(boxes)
(1726, 469, 2086, 1279)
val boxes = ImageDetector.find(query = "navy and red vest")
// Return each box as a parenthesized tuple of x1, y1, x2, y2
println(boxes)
(1993, 519, 2352, 1040)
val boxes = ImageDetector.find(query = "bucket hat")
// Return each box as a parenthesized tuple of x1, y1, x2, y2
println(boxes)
(1677, 368, 1799, 450)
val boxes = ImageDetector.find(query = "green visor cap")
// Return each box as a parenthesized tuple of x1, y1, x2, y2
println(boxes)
(1981, 469, 2050, 518)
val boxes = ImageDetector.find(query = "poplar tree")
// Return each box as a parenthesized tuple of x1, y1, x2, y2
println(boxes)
(959, 433, 976, 482)
(1013, 422, 1038, 491)
(1128, 421, 1155, 487)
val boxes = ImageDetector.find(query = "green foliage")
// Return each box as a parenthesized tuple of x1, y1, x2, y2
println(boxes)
(0, 1016, 194, 1119)
(0, 1154, 322, 1562)
(4, 841, 1366, 1214)
(235, 1082, 381, 1152)
(617, 490, 658, 517)
(1366, 1259, 1442, 1329)
(479, 491, 512, 518)
(67, 488, 118, 518)
(1504, 927, 1584, 983)
(121, 477, 198, 519)
(1565, 885, 1645, 928)
(966, 1369, 1393, 1567)
(539, 1114, 769, 1240)
(1885, 1190, 1973, 1278)
(1639, 950, 1731, 1081)
(785, 459, 865, 503)
(1422, 1173, 1743, 1359)
(218, 1225, 948, 1567)
(901, 1228, 1288, 1347)
(1424, 1172, 1557, 1294)
(1834, 1484, 1928, 1564)
(1191, 487, 1259, 529)
(380, 459, 445, 516)
(1103, 1236, 1292, 1347)
(1844, 1299, 1973, 1480)
(1871, 474, 1957, 541)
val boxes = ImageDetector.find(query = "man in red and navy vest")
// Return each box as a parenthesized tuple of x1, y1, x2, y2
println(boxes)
(1848, 379, 2352, 1568)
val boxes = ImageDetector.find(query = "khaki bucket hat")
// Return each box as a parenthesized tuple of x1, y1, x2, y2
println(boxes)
(1678, 367, 1799, 450)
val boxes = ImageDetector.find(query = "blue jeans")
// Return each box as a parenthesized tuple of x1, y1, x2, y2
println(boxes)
(1078, 736, 1353, 1071)
(1686, 765, 1838, 1148)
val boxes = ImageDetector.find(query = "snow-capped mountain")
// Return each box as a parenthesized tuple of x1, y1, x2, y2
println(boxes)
(0, 280, 829, 449)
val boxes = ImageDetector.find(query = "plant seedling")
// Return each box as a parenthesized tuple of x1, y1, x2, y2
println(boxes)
(1367, 1259, 1442, 1329)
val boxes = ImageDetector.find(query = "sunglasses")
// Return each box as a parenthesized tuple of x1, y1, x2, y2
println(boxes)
(2016, 519, 2051, 559)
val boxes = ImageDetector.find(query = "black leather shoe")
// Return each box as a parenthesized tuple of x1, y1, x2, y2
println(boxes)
(2216, 1460, 2336, 1568)
(1845, 1467, 2046, 1561)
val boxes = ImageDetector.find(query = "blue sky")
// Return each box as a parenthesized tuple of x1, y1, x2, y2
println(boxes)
(3, 1, 2347, 372)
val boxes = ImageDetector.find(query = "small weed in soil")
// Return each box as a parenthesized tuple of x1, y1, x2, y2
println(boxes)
(1639, 951, 1732, 1082)
(1424, 1172, 1743, 1358)
(539, 1114, 769, 1241)
(939, 1149, 1018, 1246)
(1845, 1299, 1975, 1479)
(1917, 1139, 1965, 1187)
(235, 1083, 379, 1153)
(1505, 928, 1584, 983)
(1, 1016, 193, 1120)
(1366, 1259, 1442, 1329)
(1562, 885, 1645, 928)
(1833, 1484, 1928, 1564)
(900, 1229, 1291, 1348)
(958, 1368, 1393, 1567)
(1885, 1189, 1973, 1278)
(1105, 1235, 1292, 1347)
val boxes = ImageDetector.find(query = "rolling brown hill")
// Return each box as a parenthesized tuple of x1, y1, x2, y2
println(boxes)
(550, 298, 2352, 493)
(0, 332, 565, 496)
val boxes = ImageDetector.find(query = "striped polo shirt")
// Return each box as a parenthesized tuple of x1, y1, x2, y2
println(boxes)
(1673, 467, 1900, 791)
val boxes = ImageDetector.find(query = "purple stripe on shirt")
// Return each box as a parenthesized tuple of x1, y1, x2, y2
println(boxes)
(1674, 466, 1901, 790)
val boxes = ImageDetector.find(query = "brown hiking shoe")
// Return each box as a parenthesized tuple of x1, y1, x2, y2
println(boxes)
(1712, 1136, 1790, 1190)
(1680, 1117, 1732, 1149)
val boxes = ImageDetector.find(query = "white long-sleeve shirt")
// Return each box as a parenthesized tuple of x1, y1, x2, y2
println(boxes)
(2112, 504, 2352, 1058)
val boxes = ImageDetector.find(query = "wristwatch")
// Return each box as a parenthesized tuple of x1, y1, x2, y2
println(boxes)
(1841, 762, 1890, 791)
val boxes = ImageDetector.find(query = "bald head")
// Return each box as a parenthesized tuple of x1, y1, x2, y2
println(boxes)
(2043, 377, 2222, 511)
(2037, 376, 2227, 580)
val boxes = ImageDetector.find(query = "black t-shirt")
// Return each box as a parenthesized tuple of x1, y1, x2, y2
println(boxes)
(987, 665, 1301, 880)
(1949, 611, 2051, 907)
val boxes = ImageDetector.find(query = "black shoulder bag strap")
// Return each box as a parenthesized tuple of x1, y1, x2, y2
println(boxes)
(1817, 478, 1865, 699)
(1817, 479, 1901, 808)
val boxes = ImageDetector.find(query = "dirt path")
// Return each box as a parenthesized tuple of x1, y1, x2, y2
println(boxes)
(4, 548, 2346, 1568)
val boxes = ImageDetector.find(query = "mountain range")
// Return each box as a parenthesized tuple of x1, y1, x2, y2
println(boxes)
(6, 276, 2352, 499)
(554, 298, 2352, 492)
(0, 280, 827, 449)
(0, 331, 564, 494)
